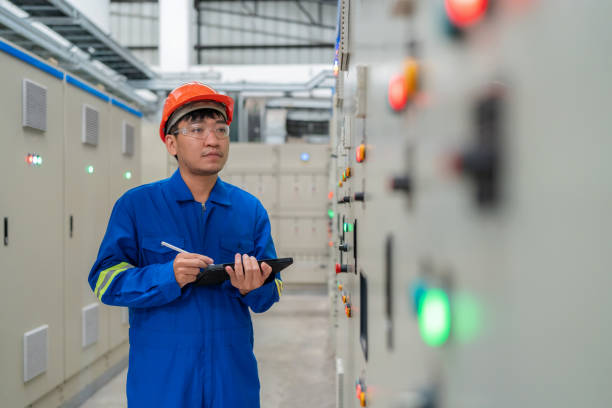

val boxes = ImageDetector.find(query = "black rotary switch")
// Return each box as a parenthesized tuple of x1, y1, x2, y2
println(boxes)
(354, 192, 365, 201)
(390, 176, 412, 194)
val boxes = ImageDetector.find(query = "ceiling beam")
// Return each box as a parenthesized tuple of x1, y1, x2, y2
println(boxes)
(197, 5, 335, 30)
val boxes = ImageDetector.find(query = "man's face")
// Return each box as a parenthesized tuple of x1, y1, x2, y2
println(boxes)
(165, 115, 230, 176)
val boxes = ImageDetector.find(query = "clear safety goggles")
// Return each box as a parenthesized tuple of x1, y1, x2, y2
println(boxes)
(173, 123, 230, 140)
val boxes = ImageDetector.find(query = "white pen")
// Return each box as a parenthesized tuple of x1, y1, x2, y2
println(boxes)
(161, 241, 187, 253)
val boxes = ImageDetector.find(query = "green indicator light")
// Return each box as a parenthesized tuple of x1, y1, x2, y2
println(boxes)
(328, 209, 334, 219)
(418, 288, 451, 347)
(343, 223, 348, 232)
(37, 156, 42, 165)
(124, 171, 132, 180)
(87, 165, 94, 174)
(347, 223, 354, 232)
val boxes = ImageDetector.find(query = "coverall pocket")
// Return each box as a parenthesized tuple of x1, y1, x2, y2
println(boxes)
(141, 236, 184, 265)
(219, 236, 255, 262)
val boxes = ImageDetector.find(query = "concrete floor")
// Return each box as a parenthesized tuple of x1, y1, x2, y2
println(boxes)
(80, 292, 335, 408)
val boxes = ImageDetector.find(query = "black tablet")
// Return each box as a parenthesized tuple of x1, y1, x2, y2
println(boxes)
(194, 257, 293, 286)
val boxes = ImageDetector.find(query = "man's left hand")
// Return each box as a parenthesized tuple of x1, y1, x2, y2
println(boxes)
(226, 253, 273, 295)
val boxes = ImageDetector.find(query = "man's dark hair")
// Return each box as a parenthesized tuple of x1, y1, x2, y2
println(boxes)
(167, 108, 224, 136)
(168, 108, 225, 161)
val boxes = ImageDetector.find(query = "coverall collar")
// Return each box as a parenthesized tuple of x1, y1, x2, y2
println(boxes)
(166, 169, 231, 206)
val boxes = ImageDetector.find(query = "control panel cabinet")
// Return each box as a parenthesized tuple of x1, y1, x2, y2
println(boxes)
(63, 84, 111, 379)
(0, 48, 65, 407)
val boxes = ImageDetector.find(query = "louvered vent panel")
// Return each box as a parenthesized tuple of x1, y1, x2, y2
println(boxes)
(82, 105, 99, 146)
(123, 122, 135, 156)
(22, 79, 47, 131)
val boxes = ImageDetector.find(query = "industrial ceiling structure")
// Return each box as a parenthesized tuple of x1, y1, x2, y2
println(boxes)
(0, 0, 337, 114)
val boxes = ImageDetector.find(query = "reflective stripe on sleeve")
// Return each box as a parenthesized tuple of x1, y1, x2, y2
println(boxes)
(275, 278, 283, 297)
(94, 262, 133, 300)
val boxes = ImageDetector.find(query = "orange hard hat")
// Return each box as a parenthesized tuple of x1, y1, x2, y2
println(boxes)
(159, 82, 234, 142)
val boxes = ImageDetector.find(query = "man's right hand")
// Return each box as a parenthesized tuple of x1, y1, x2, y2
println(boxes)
(173, 252, 214, 288)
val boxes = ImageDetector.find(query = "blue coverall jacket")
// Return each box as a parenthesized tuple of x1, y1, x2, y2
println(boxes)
(88, 169, 282, 407)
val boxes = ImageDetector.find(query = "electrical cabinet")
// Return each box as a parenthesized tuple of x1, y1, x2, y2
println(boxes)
(331, 1, 612, 407)
(0, 47, 65, 407)
(63, 82, 112, 379)
(220, 143, 330, 285)
(108, 108, 142, 349)
(0, 37, 142, 406)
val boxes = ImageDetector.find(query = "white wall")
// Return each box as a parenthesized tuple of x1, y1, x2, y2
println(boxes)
(65, 0, 110, 34)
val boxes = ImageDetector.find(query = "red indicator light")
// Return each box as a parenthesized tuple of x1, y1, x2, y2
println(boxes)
(328, 191, 334, 200)
(445, 0, 488, 28)
(26, 154, 33, 164)
(388, 74, 408, 111)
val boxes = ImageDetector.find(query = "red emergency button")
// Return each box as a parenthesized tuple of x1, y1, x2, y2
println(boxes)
(356, 144, 366, 163)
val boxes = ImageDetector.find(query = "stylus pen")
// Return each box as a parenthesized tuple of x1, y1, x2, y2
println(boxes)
(161, 241, 187, 253)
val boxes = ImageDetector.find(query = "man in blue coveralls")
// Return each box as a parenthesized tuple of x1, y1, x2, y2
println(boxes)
(89, 82, 282, 407)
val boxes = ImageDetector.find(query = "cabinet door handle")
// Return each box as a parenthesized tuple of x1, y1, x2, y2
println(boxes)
(69, 215, 73, 238)
(3, 217, 7, 246)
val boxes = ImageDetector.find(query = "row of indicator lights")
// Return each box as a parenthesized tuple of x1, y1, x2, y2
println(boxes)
(86, 165, 133, 180)
(26, 154, 43, 166)
(336, 144, 366, 187)
(26, 157, 131, 182)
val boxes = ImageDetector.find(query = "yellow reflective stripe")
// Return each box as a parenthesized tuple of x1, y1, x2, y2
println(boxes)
(97, 267, 129, 301)
(94, 262, 131, 299)
(275, 279, 283, 297)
